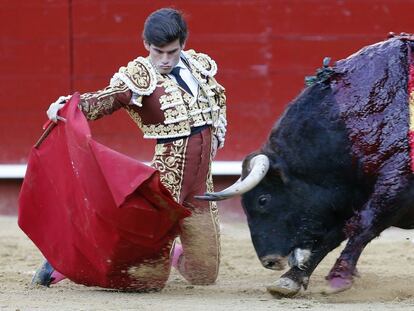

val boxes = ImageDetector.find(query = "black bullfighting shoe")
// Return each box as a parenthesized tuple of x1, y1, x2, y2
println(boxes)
(31, 260, 65, 286)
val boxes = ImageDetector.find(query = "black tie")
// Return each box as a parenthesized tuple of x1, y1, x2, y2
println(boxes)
(170, 67, 193, 96)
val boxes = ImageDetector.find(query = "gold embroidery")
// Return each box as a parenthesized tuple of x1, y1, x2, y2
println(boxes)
(126, 110, 192, 138)
(79, 81, 130, 120)
(125, 108, 143, 128)
(133, 63, 151, 89)
(121, 50, 225, 140)
(164, 105, 188, 124)
(206, 172, 219, 222)
(150, 139, 188, 201)
(184, 50, 218, 77)
(161, 78, 176, 89)
(206, 142, 220, 273)
(143, 122, 190, 139)
(160, 91, 184, 110)
(113, 57, 157, 95)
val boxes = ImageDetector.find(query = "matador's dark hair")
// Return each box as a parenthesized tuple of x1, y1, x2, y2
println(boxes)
(142, 8, 188, 47)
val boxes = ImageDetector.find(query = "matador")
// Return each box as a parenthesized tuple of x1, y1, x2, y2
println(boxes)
(32, 8, 227, 290)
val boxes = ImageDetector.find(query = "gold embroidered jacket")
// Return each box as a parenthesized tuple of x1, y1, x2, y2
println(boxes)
(78, 50, 227, 147)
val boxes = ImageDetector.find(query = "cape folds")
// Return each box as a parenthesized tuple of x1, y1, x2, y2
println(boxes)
(18, 93, 190, 289)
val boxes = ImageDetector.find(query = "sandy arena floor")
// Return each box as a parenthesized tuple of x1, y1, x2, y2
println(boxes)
(1, 215, 414, 311)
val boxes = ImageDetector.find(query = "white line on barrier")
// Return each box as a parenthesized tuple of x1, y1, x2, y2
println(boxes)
(0, 161, 242, 178)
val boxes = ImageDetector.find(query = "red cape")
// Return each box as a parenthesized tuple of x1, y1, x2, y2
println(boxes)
(18, 93, 190, 289)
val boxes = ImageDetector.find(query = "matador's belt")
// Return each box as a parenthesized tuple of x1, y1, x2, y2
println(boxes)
(156, 125, 210, 144)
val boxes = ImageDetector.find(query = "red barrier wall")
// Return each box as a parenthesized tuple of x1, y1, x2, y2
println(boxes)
(3, 0, 414, 163)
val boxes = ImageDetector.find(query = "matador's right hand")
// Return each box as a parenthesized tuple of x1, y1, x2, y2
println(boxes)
(47, 95, 70, 122)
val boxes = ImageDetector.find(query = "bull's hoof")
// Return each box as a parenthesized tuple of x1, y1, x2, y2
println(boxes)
(322, 277, 353, 294)
(266, 277, 301, 298)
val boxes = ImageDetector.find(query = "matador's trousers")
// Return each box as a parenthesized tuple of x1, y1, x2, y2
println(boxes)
(151, 126, 221, 286)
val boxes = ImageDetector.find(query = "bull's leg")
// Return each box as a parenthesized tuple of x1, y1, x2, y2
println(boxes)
(267, 226, 346, 297)
(325, 154, 413, 292)
(325, 207, 392, 293)
(326, 176, 412, 293)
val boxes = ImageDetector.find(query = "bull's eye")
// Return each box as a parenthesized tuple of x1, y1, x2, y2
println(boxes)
(258, 194, 270, 207)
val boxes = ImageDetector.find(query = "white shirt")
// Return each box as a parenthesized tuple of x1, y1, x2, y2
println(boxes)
(168, 59, 199, 97)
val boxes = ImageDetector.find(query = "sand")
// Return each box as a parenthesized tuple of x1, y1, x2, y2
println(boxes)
(1, 215, 414, 311)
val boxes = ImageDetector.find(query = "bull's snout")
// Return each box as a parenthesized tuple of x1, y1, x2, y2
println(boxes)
(259, 255, 287, 270)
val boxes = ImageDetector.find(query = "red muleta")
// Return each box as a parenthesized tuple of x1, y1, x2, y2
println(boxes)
(18, 93, 190, 290)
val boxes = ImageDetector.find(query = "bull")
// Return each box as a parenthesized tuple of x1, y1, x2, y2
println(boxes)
(197, 34, 414, 297)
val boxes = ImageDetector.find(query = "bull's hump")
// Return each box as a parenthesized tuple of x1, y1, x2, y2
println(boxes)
(333, 38, 410, 176)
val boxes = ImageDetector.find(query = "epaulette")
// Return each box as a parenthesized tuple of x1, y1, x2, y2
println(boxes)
(183, 50, 218, 77)
(110, 57, 157, 95)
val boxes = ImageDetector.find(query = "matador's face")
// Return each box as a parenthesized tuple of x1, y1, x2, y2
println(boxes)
(144, 39, 184, 74)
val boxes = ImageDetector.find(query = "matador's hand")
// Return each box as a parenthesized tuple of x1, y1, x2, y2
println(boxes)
(47, 96, 70, 122)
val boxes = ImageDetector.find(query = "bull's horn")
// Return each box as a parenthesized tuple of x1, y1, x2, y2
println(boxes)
(195, 154, 270, 201)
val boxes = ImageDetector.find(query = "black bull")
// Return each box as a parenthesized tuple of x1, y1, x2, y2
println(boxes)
(197, 35, 414, 297)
